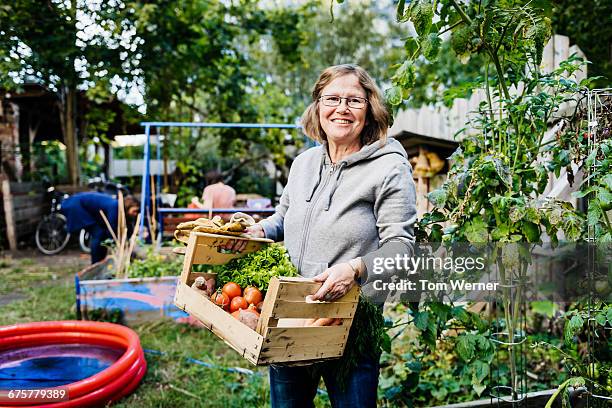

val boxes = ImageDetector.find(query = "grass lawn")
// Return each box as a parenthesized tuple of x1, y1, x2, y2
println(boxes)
(0, 254, 332, 407)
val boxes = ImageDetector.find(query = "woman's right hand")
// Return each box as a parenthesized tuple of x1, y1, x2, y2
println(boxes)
(245, 224, 265, 238)
(221, 223, 265, 253)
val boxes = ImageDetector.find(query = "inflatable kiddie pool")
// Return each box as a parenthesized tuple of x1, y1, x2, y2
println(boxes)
(0, 321, 146, 407)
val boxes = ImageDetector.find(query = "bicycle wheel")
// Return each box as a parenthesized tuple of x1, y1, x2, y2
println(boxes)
(35, 213, 71, 255)
(79, 229, 91, 253)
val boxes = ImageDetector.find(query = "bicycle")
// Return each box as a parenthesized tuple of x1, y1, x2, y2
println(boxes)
(35, 187, 90, 255)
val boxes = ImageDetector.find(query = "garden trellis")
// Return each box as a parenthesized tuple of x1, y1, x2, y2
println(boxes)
(138, 122, 302, 239)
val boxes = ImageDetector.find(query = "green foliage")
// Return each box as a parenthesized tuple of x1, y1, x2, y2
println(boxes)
(387, 0, 556, 108)
(411, 0, 434, 37)
(128, 249, 184, 279)
(378, 302, 516, 405)
(542, 303, 612, 406)
(331, 296, 386, 388)
(0, 0, 140, 183)
(214, 244, 298, 291)
(573, 139, 612, 241)
(88, 308, 124, 324)
(552, 0, 612, 88)
(31, 141, 68, 184)
(416, 59, 588, 245)
(450, 24, 474, 61)
(421, 33, 442, 62)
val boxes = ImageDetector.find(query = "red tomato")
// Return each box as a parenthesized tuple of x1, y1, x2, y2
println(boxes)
(212, 291, 230, 310)
(243, 286, 263, 306)
(222, 282, 242, 300)
(230, 296, 248, 313)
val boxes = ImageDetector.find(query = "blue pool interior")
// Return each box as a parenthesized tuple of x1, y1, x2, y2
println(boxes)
(0, 344, 124, 388)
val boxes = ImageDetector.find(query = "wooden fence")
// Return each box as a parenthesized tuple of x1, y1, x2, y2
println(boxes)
(1, 180, 45, 250)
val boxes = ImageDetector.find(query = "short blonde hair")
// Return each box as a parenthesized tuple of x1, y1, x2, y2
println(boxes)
(301, 64, 390, 146)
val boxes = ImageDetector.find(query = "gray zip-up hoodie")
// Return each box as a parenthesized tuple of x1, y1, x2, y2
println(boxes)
(259, 137, 417, 301)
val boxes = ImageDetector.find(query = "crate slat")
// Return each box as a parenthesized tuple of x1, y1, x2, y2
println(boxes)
(277, 281, 360, 303)
(264, 325, 349, 345)
(190, 232, 271, 265)
(258, 342, 346, 364)
(256, 277, 281, 335)
(272, 300, 357, 319)
(174, 282, 263, 363)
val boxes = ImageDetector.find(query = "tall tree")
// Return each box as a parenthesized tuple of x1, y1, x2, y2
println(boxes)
(0, 0, 138, 185)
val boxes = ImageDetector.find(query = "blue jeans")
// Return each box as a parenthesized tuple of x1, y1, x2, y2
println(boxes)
(269, 354, 379, 408)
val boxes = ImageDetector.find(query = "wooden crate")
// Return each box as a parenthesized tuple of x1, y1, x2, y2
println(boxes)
(173, 232, 360, 365)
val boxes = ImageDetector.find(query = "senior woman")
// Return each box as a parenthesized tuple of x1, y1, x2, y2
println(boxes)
(232, 64, 416, 407)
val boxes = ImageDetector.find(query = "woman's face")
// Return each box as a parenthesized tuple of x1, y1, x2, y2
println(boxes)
(318, 74, 367, 147)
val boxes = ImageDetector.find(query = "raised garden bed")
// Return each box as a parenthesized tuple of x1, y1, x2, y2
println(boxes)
(76, 257, 188, 325)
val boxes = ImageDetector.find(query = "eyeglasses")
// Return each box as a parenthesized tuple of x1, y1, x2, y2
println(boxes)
(319, 95, 368, 109)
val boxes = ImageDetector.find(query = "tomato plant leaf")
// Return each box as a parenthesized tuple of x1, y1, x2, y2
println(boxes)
(414, 311, 430, 331)
(595, 312, 607, 326)
(491, 224, 510, 240)
(421, 33, 441, 61)
(471, 360, 489, 384)
(464, 218, 488, 243)
(587, 203, 602, 227)
(521, 221, 541, 243)
(531, 301, 556, 318)
(411, 0, 433, 36)
(385, 85, 403, 106)
(597, 187, 612, 207)
(427, 188, 447, 208)
(456, 334, 475, 362)
(472, 383, 487, 397)
(603, 174, 612, 190)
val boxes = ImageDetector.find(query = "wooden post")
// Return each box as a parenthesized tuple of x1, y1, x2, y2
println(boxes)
(2, 180, 16, 250)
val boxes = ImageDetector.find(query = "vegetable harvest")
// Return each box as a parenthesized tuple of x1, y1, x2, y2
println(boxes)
(192, 244, 298, 330)
(214, 243, 298, 290)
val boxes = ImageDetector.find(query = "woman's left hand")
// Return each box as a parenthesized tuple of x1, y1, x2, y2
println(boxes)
(311, 263, 355, 302)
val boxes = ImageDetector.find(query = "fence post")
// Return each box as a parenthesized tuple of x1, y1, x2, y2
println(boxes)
(2, 179, 16, 250)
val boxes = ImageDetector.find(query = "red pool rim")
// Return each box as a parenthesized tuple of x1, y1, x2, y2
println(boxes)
(0, 321, 146, 407)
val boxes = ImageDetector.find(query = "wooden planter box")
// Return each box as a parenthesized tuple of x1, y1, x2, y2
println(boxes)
(431, 389, 559, 408)
(76, 257, 189, 325)
(173, 232, 360, 365)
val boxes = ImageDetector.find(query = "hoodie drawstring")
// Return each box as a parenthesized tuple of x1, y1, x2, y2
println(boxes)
(305, 152, 326, 202)
(324, 162, 346, 211)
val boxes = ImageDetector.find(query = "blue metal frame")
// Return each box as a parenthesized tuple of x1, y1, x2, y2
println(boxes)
(139, 121, 302, 237)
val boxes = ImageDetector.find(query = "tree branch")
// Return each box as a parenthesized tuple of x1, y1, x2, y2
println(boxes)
(438, 20, 463, 36)
(450, 0, 473, 26)
(221, 153, 269, 182)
